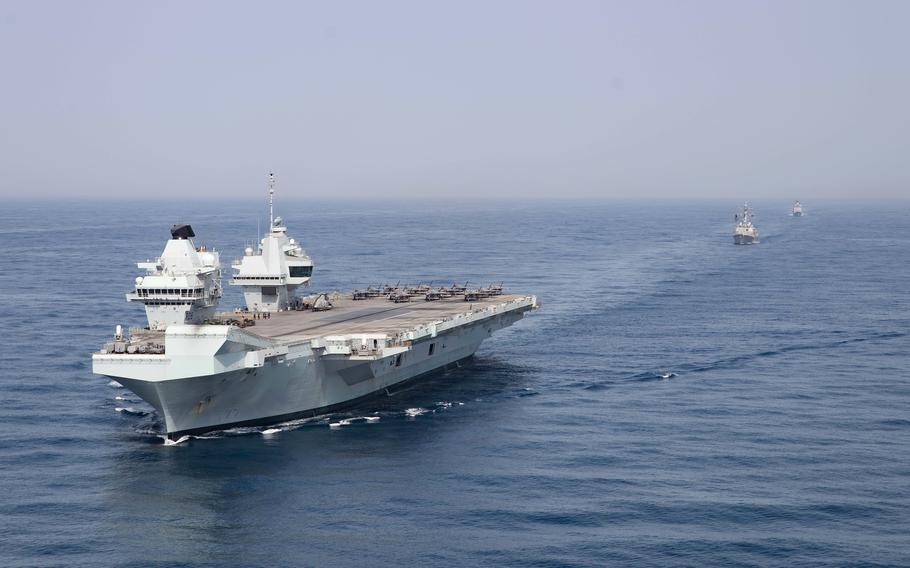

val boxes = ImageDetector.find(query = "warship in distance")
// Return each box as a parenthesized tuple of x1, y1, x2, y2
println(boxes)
(92, 176, 538, 442)
(733, 203, 759, 245)
(792, 200, 803, 217)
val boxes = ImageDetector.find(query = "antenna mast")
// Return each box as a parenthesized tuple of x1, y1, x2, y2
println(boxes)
(268, 172, 275, 228)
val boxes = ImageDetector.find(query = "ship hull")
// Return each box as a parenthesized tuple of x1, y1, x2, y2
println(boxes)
(733, 234, 756, 245)
(129, 353, 478, 439)
(103, 318, 498, 439)
(793, 212, 802, 217)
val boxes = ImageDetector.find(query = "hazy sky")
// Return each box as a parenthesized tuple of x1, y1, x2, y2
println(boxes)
(1, 0, 908, 200)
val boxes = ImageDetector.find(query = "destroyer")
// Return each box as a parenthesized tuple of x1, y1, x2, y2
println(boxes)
(92, 176, 538, 442)
(733, 203, 759, 245)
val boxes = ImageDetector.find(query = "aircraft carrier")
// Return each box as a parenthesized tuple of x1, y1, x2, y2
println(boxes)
(92, 176, 538, 442)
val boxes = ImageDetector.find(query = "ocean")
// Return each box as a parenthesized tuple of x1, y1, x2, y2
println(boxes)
(1, 199, 908, 567)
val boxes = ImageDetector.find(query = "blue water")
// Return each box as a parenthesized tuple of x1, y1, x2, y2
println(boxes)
(1, 200, 909, 567)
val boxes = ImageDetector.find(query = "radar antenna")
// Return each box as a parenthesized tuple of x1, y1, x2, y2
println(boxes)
(268, 172, 276, 228)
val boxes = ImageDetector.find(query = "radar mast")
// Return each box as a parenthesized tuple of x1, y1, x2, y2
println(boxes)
(268, 172, 275, 228)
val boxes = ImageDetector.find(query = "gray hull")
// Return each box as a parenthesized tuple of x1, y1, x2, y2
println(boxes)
(113, 321, 493, 439)
(95, 293, 537, 440)
(733, 234, 756, 245)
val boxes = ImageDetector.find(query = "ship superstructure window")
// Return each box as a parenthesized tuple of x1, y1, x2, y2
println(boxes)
(234, 276, 283, 281)
(428, 343, 435, 356)
(137, 287, 203, 297)
(289, 266, 313, 278)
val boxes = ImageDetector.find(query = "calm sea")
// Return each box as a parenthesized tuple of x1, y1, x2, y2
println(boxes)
(1, 200, 908, 567)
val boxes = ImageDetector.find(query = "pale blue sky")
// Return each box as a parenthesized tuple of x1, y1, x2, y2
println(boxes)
(1, 0, 908, 200)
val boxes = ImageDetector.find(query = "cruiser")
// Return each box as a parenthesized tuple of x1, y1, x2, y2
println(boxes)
(92, 176, 538, 442)
(733, 203, 759, 245)
(792, 200, 803, 217)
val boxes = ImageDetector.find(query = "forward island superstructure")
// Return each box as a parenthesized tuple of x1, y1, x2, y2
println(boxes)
(127, 224, 223, 331)
(92, 176, 537, 442)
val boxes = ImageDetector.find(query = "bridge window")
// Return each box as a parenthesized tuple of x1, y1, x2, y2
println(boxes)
(290, 266, 313, 278)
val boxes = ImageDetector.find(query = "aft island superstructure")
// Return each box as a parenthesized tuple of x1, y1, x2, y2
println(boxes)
(92, 176, 537, 441)
(231, 174, 313, 312)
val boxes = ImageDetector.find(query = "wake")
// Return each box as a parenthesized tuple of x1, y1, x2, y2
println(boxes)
(582, 330, 906, 390)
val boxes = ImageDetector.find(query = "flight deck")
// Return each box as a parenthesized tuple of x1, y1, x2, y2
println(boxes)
(245, 294, 532, 342)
